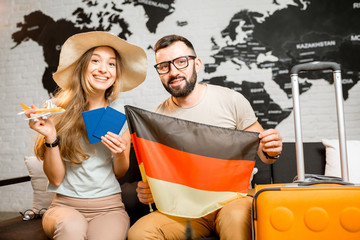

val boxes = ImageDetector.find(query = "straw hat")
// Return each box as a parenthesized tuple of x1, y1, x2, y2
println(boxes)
(53, 31, 148, 92)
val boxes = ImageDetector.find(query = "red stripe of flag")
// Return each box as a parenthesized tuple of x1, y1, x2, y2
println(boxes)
(131, 133, 256, 193)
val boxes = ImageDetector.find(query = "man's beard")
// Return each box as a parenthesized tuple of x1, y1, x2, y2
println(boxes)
(163, 69, 197, 98)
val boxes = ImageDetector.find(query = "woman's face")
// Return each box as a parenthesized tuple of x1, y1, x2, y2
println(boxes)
(85, 46, 117, 93)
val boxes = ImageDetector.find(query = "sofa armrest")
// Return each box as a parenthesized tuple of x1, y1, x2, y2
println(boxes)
(0, 176, 30, 187)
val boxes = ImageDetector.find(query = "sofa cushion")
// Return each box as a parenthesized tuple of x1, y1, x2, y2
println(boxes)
(0, 216, 48, 240)
(24, 156, 55, 212)
(271, 142, 326, 183)
(322, 139, 360, 183)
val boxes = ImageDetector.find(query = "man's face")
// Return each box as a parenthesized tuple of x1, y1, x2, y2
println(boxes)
(155, 41, 199, 98)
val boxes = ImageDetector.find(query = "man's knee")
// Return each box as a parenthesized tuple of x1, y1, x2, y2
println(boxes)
(127, 225, 142, 240)
(216, 197, 253, 239)
(128, 222, 162, 240)
(217, 197, 252, 227)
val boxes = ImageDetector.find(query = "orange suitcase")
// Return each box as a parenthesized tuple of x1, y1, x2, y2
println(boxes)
(252, 183, 360, 239)
(252, 62, 360, 239)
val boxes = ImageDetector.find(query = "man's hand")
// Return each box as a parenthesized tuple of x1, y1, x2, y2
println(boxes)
(136, 181, 154, 204)
(259, 129, 283, 157)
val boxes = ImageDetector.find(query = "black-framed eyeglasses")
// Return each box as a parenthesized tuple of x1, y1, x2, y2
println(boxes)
(154, 55, 196, 75)
(19, 208, 47, 221)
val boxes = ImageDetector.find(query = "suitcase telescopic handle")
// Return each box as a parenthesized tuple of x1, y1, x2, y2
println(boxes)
(290, 61, 341, 74)
(290, 61, 349, 182)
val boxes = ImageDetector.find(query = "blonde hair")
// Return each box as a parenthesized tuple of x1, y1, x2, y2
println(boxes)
(34, 46, 122, 164)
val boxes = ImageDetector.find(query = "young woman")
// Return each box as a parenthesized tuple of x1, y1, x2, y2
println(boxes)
(25, 31, 147, 240)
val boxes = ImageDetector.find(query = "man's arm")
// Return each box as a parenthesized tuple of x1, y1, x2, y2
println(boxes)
(244, 121, 283, 164)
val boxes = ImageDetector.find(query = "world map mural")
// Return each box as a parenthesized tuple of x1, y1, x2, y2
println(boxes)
(11, 0, 360, 129)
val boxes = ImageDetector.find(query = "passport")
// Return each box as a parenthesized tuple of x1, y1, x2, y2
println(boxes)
(82, 107, 126, 144)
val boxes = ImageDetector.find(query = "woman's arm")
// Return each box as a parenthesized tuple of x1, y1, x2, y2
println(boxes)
(42, 134, 66, 186)
(26, 105, 66, 186)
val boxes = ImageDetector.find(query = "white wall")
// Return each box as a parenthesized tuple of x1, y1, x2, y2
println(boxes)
(1, 0, 359, 211)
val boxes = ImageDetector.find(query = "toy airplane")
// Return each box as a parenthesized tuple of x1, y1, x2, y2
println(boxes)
(18, 100, 65, 121)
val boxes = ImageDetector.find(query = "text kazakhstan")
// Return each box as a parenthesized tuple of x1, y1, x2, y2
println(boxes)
(296, 40, 336, 50)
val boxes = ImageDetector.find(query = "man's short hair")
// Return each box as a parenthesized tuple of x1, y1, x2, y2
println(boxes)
(154, 35, 196, 55)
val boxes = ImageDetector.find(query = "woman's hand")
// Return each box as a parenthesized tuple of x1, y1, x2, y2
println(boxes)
(101, 132, 128, 156)
(105, 130, 131, 178)
(25, 104, 57, 141)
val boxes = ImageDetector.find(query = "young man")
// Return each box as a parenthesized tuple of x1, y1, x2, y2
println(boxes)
(128, 35, 282, 240)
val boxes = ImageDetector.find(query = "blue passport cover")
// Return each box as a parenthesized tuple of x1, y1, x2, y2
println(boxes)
(92, 106, 127, 140)
(82, 107, 106, 144)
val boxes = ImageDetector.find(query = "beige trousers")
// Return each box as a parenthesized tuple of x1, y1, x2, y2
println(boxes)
(127, 196, 252, 240)
(42, 193, 130, 240)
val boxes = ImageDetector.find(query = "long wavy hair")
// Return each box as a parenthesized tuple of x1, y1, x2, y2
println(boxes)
(34, 46, 122, 164)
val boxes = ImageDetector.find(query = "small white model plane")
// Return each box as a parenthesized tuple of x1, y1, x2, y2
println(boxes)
(18, 100, 65, 121)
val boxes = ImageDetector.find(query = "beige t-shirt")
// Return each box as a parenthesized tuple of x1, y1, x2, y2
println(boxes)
(155, 84, 257, 130)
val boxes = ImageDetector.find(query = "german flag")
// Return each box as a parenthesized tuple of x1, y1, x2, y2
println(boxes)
(125, 105, 260, 218)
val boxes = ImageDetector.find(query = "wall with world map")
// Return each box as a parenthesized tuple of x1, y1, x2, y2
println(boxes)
(1, 0, 359, 211)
